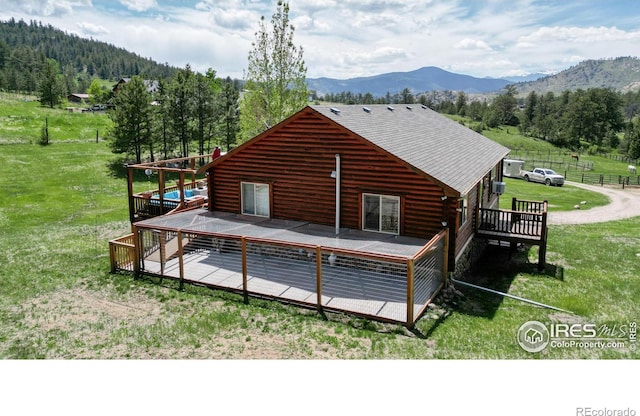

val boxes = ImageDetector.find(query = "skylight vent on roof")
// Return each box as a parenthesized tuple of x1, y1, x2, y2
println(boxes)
(363, 107, 371, 113)
(330, 107, 341, 114)
(387, 106, 395, 111)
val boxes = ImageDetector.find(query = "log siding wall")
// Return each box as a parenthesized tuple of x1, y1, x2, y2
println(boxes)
(209, 110, 450, 239)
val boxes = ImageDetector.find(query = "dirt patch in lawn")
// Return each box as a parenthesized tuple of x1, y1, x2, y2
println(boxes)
(5, 286, 374, 359)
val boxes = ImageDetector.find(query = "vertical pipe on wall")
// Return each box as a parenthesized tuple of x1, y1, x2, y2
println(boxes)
(335, 154, 341, 235)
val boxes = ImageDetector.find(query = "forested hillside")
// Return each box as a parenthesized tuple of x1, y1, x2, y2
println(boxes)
(0, 18, 177, 94)
(515, 57, 640, 95)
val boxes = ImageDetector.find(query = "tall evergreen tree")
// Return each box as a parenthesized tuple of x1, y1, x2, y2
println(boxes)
(38, 59, 64, 108)
(239, 1, 308, 142)
(192, 69, 221, 158)
(168, 65, 195, 157)
(108, 76, 153, 163)
(219, 77, 240, 151)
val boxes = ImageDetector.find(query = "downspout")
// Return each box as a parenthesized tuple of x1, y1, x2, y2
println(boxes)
(335, 154, 341, 235)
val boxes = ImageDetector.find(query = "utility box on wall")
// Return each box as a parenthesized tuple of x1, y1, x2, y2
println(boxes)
(492, 181, 506, 195)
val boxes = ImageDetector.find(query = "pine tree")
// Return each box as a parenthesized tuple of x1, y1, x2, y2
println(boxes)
(38, 59, 64, 108)
(108, 76, 153, 163)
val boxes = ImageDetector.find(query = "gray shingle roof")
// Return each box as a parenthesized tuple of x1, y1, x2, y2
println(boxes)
(311, 104, 510, 196)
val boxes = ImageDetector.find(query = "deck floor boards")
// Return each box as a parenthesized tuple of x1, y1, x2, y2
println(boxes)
(143, 248, 420, 322)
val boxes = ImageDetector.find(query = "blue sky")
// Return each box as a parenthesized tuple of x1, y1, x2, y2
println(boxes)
(1, 0, 640, 80)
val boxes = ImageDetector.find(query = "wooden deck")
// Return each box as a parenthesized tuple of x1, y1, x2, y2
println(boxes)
(476, 198, 549, 270)
(142, 249, 422, 322)
(111, 210, 449, 326)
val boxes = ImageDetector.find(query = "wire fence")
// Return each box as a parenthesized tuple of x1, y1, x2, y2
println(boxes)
(563, 171, 640, 188)
(110, 226, 448, 327)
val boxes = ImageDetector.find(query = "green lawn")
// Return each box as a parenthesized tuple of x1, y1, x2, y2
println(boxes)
(0, 98, 637, 359)
(0, 140, 637, 359)
(0, 92, 112, 144)
(500, 177, 610, 211)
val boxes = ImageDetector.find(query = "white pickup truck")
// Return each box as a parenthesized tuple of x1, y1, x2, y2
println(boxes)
(521, 168, 565, 186)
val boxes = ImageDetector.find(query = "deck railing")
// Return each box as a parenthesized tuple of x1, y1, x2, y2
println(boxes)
(109, 233, 136, 273)
(124, 226, 448, 327)
(131, 180, 207, 221)
(476, 198, 549, 270)
(478, 208, 545, 237)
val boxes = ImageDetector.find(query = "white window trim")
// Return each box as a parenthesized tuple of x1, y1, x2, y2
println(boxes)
(241, 182, 270, 217)
(459, 195, 468, 226)
(362, 193, 400, 235)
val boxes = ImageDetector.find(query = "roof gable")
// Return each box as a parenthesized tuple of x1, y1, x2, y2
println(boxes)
(201, 104, 509, 196)
(311, 105, 509, 195)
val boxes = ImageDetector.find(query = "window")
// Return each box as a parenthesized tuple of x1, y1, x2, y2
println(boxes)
(459, 195, 468, 226)
(363, 193, 400, 234)
(241, 182, 270, 217)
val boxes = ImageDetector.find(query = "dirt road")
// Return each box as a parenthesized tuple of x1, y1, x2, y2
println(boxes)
(547, 182, 640, 225)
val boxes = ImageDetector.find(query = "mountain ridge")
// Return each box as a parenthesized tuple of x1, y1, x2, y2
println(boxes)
(307, 66, 515, 97)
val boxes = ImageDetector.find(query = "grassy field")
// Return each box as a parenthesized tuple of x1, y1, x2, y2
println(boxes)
(0, 92, 112, 144)
(499, 177, 610, 211)
(0, 96, 638, 359)
(1, 143, 638, 359)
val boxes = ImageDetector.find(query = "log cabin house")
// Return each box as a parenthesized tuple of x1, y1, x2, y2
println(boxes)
(111, 104, 550, 327)
(200, 104, 510, 274)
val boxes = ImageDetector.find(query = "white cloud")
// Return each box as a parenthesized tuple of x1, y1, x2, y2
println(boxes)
(3, 0, 640, 81)
(520, 26, 640, 43)
(77, 21, 109, 35)
(209, 7, 256, 31)
(119, 0, 157, 13)
(342, 46, 409, 66)
(454, 38, 492, 51)
(4, 0, 92, 16)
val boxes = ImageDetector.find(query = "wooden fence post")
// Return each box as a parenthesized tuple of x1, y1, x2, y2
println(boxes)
(406, 259, 415, 327)
(242, 237, 248, 303)
(316, 246, 323, 314)
(177, 230, 185, 290)
(132, 224, 140, 279)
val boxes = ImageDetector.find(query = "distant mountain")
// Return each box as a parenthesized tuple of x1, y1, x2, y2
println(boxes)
(502, 73, 548, 83)
(307, 66, 513, 97)
(514, 57, 640, 95)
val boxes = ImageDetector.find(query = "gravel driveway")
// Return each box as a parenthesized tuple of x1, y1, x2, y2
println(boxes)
(547, 182, 640, 225)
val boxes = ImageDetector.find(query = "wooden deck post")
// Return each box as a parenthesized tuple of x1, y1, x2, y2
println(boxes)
(177, 230, 185, 290)
(179, 171, 185, 208)
(159, 231, 166, 276)
(538, 203, 549, 271)
(109, 241, 116, 273)
(316, 246, 323, 313)
(127, 166, 135, 223)
(132, 224, 140, 279)
(158, 170, 165, 215)
(406, 259, 415, 328)
(442, 228, 450, 282)
(242, 237, 248, 303)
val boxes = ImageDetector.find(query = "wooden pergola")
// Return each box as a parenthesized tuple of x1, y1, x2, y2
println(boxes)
(125, 154, 213, 224)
